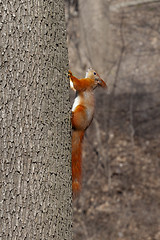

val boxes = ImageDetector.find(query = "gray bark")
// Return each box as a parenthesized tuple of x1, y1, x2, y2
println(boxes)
(0, 0, 72, 239)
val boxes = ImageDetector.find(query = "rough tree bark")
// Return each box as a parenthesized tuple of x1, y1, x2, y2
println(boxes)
(0, 0, 72, 239)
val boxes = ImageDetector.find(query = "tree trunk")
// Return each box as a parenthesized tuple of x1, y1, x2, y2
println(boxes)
(0, 0, 72, 239)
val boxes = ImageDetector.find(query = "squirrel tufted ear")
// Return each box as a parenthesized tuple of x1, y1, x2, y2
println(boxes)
(85, 68, 93, 78)
(87, 68, 93, 72)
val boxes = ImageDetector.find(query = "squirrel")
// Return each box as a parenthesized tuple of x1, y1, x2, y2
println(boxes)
(68, 68, 107, 197)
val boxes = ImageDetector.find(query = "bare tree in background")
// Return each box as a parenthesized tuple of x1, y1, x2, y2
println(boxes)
(0, 0, 72, 239)
(79, 0, 110, 73)
(66, 1, 160, 240)
(66, 0, 110, 74)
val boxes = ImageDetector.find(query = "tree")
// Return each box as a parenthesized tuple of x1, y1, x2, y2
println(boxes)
(79, 0, 110, 73)
(0, 0, 72, 239)
(67, 1, 160, 240)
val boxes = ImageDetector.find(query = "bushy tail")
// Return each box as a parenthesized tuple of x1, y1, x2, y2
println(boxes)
(72, 130, 84, 197)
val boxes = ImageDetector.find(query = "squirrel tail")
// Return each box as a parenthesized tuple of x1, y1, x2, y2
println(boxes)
(72, 129, 84, 197)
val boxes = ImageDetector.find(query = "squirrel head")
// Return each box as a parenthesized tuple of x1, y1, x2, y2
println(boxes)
(85, 68, 107, 88)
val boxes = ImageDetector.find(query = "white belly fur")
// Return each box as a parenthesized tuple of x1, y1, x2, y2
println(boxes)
(72, 96, 81, 112)
(72, 91, 94, 123)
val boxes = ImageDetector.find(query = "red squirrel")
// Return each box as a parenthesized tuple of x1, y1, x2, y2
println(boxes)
(69, 68, 107, 197)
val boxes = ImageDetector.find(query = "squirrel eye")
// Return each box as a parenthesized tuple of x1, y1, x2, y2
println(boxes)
(94, 72, 96, 75)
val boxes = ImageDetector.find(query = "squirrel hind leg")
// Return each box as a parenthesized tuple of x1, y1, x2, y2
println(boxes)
(72, 105, 87, 130)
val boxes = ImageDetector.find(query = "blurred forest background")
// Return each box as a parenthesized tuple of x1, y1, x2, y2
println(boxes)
(65, 0, 160, 239)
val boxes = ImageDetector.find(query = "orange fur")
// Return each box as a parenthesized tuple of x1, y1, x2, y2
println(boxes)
(69, 69, 106, 197)
(72, 130, 84, 197)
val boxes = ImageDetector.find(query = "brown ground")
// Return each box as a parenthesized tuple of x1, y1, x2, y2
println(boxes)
(66, 1, 160, 239)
